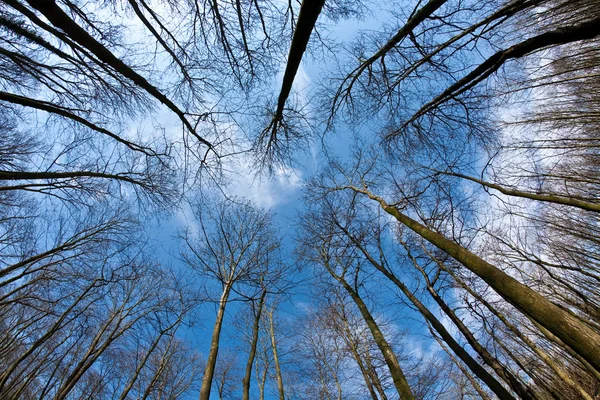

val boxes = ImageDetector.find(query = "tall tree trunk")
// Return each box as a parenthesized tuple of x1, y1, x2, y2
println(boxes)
(333, 276, 415, 400)
(336, 222, 516, 399)
(364, 349, 389, 400)
(435, 255, 596, 400)
(347, 340, 380, 400)
(255, 347, 268, 400)
(242, 290, 267, 400)
(348, 185, 600, 372)
(408, 254, 536, 399)
(199, 282, 233, 400)
(430, 329, 492, 400)
(528, 317, 600, 382)
(337, 312, 380, 400)
(267, 309, 285, 400)
(264, 0, 326, 146)
(428, 286, 536, 399)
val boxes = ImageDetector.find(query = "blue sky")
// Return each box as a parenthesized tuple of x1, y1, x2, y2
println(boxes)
(133, 1, 480, 397)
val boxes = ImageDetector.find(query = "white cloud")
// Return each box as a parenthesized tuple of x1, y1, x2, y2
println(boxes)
(226, 162, 303, 208)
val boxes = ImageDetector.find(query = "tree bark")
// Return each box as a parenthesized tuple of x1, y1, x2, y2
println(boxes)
(348, 185, 600, 372)
(434, 255, 596, 400)
(330, 271, 415, 400)
(337, 311, 380, 400)
(267, 309, 285, 400)
(199, 283, 233, 400)
(336, 221, 517, 399)
(408, 254, 536, 399)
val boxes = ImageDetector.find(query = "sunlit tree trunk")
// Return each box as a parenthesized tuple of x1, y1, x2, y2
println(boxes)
(336, 222, 516, 399)
(434, 254, 596, 400)
(327, 269, 414, 400)
(364, 349, 388, 400)
(199, 282, 233, 400)
(346, 185, 600, 372)
(430, 329, 492, 400)
(406, 250, 537, 399)
(336, 310, 380, 400)
(266, 308, 285, 400)
(242, 289, 267, 400)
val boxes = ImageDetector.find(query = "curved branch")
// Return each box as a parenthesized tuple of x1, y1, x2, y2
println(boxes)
(25, 0, 214, 151)
(0, 91, 159, 156)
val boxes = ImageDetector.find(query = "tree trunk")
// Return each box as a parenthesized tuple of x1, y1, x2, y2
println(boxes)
(430, 329, 493, 400)
(267, 309, 285, 400)
(242, 290, 267, 400)
(199, 282, 233, 400)
(350, 186, 600, 372)
(529, 317, 600, 382)
(364, 349, 389, 400)
(265, 0, 326, 143)
(333, 275, 415, 400)
(419, 271, 536, 399)
(337, 221, 516, 400)
(436, 256, 596, 400)
(338, 313, 380, 400)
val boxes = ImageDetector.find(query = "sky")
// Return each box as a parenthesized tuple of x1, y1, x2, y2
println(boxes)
(28, 0, 502, 397)
(5, 1, 592, 398)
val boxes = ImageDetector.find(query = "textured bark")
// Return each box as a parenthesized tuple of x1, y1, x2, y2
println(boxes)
(412, 259, 536, 399)
(435, 257, 596, 400)
(336, 222, 516, 399)
(348, 185, 600, 372)
(332, 273, 414, 400)
(529, 318, 600, 382)
(337, 313, 380, 400)
(199, 283, 233, 400)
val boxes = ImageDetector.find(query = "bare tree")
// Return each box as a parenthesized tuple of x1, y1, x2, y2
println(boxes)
(298, 201, 415, 399)
(181, 198, 281, 400)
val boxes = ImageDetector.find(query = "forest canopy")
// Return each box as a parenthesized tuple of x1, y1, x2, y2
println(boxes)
(0, 0, 599, 398)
